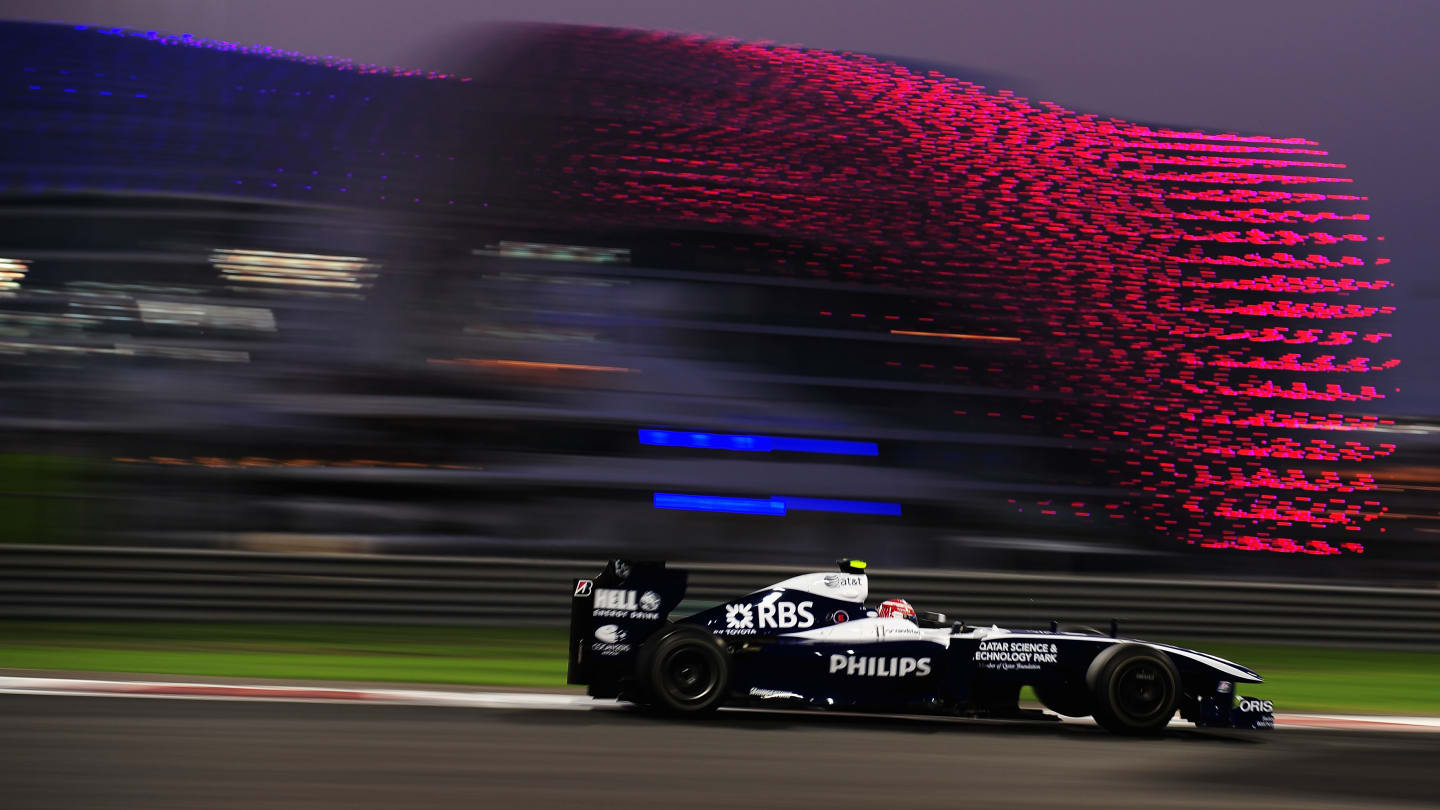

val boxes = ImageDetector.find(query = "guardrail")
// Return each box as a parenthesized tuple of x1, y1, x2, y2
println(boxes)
(3, 545, 1439, 649)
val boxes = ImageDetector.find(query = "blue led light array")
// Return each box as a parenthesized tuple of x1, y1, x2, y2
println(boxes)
(652, 493, 901, 516)
(639, 429, 877, 456)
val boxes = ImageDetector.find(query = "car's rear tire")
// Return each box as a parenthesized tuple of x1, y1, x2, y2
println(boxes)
(1086, 644, 1180, 735)
(1032, 682, 1091, 718)
(637, 625, 730, 714)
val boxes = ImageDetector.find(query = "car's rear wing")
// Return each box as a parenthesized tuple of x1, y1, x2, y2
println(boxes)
(568, 559, 688, 696)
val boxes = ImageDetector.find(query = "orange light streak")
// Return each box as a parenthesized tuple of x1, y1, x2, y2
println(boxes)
(890, 330, 1021, 343)
(428, 358, 636, 373)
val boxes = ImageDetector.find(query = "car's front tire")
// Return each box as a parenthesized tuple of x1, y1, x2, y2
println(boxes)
(636, 625, 731, 714)
(1086, 644, 1180, 735)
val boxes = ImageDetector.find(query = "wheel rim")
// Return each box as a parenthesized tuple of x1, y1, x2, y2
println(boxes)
(1113, 660, 1173, 722)
(663, 647, 717, 704)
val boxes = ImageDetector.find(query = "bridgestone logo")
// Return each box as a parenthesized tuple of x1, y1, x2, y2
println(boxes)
(829, 655, 931, 677)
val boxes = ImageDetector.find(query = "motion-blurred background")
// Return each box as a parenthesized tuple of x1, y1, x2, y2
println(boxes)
(3, 6, 1440, 808)
(1, 2, 1435, 579)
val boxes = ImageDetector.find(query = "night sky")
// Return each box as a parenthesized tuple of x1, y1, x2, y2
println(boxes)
(9, 0, 1437, 415)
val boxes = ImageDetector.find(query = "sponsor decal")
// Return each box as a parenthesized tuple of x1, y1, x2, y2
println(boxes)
(878, 622, 921, 640)
(593, 588, 662, 620)
(590, 624, 631, 656)
(1217, 680, 1233, 695)
(723, 600, 814, 633)
(748, 687, 803, 699)
(828, 654, 932, 677)
(1238, 698, 1274, 713)
(973, 640, 1059, 671)
(612, 561, 631, 581)
(832, 610, 849, 623)
(594, 625, 627, 644)
(725, 603, 754, 630)
(574, 580, 594, 597)
(823, 574, 864, 589)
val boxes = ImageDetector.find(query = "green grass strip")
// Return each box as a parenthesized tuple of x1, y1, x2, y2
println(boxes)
(1, 622, 1436, 715)
(0, 622, 570, 687)
(1173, 640, 1440, 716)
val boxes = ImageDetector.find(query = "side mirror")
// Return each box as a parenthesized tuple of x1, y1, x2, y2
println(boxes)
(920, 611, 948, 624)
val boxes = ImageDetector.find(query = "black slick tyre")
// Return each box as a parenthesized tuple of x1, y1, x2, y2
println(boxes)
(636, 625, 730, 714)
(1086, 644, 1180, 735)
(1032, 682, 1092, 718)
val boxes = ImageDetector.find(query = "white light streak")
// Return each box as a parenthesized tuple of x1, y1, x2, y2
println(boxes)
(0, 258, 30, 295)
(209, 249, 378, 296)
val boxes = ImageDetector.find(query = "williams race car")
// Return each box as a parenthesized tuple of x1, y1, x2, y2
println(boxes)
(568, 559, 1275, 735)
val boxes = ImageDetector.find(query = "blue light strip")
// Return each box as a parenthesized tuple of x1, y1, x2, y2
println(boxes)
(653, 493, 787, 515)
(652, 493, 900, 517)
(641, 430, 770, 452)
(770, 437, 879, 456)
(639, 429, 877, 456)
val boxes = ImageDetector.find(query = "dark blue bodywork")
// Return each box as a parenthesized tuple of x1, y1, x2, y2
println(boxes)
(567, 559, 1275, 731)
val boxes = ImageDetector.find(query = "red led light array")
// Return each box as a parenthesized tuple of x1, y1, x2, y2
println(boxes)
(493, 27, 1397, 557)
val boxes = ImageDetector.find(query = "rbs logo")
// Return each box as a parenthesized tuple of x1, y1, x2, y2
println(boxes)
(724, 600, 814, 632)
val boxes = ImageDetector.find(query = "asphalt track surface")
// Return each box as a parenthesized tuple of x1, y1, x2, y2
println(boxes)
(4, 695, 1438, 810)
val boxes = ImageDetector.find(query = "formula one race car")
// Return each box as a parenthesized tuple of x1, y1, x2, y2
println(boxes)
(568, 559, 1275, 735)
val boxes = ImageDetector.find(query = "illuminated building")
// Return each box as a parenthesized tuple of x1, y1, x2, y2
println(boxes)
(0, 22, 1404, 569)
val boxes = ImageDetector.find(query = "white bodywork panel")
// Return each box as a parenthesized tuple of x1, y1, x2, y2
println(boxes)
(783, 617, 950, 648)
(761, 571, 868, 605)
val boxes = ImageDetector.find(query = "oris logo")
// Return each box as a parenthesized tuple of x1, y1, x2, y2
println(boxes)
(574, 580, 594, 597)
(1238, 698, 1274, 713)
(594, 624, 627, 644)
(723, 600, 814, 632)
(591, 624, 631, 657)
(829, 655, 932, 677)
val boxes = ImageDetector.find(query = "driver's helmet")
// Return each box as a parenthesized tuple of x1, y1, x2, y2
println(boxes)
(877, 598, 917, 623)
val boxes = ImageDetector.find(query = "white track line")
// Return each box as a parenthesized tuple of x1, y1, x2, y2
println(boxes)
(2, 676, 1435, 732)
(0, 677, 601, 710)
